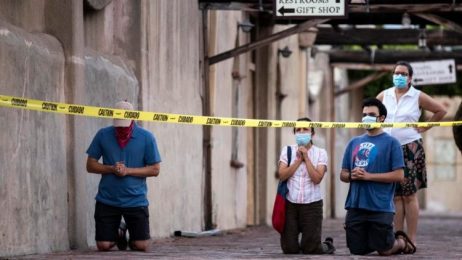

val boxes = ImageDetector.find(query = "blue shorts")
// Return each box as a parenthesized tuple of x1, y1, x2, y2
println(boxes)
(344, 208, 395, 255)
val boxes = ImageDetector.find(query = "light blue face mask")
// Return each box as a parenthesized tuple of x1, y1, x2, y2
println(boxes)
(362, 115, 378, 130)
(295, 133, 311, 146)
(393, 74, 408, 89)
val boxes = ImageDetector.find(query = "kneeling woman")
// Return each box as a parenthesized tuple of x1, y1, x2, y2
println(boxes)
(277, 117, 335, 254)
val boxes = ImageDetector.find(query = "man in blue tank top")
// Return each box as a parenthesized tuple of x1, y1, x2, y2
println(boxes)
(86, 101, 161, 252)
(340, 98, 416, 255)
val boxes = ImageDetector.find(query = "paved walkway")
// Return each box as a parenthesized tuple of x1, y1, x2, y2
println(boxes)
(10, 213, 462, 259)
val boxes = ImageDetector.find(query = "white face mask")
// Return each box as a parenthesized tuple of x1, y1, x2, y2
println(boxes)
(362, 115, 377, 130)
(295, 133, 311, 146)
(393, 74, 408, 89)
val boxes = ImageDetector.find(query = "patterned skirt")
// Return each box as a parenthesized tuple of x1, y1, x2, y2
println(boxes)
(395, 139, 427, 196)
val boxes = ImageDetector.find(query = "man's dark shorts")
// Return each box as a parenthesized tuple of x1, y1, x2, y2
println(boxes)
(94, 201, 150, 242)
(344, 208, 395, 255)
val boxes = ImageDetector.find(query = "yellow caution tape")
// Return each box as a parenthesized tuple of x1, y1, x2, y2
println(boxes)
(1, 95, 461, 128)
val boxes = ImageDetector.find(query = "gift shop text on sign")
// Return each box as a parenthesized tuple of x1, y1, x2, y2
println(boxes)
(274, 0, 347, 19)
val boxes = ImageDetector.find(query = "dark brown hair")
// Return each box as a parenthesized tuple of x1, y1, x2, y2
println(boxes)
(293, 117, 315, 135)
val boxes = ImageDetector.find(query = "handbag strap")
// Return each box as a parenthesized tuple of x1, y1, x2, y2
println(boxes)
(287, 145, 292, 165)
(277, 146, 292, 196)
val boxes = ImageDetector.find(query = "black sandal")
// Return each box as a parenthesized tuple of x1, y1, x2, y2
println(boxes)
(395, 230, 417, 254)
(117, 221, 128, 250)
(322, 237, 336, 254)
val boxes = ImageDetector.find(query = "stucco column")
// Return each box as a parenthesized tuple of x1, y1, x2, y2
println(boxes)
(44, 0, 87, 249)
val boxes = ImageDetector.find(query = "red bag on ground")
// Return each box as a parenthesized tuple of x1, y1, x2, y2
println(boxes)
(271, 146, 291, 234)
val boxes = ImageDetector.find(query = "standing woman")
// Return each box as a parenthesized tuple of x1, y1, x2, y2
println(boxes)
(377, 61, 447, 245)
(277, 117, 335, 255)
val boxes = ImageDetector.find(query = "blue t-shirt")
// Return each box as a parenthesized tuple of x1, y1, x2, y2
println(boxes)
(86, 123, 161, 207)
(342, 132, 404, 213)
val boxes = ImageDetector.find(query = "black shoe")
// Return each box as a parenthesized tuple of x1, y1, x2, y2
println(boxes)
(323, 237, 335, 254)
(128, 239, 135, 251)
(116, 221, 128, 250)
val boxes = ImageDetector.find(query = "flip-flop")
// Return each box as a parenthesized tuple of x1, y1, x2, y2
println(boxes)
(395, 230, 417, 254)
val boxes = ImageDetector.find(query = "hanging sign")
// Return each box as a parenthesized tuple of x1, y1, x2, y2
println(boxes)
(410, 59, 457, 86)
(274, 0, 347, 19)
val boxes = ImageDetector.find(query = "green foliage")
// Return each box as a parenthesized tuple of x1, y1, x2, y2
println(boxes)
(419, 79, 462, 97)
(346, 40, 462, 97)
(348, 70, 462, 98)
(381, 45, 419, 51)
(347, 70, 391, 98)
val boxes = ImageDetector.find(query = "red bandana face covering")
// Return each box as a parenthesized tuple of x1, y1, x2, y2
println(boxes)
(115, 121, 134, 148)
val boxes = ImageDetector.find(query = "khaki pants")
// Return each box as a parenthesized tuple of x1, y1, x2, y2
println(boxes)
(280, 199, 325, 254)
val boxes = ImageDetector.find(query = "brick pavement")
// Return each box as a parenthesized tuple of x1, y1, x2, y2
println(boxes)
(8, 214, 462, 259)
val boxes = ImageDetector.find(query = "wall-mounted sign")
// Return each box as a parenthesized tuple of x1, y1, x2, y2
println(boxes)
(274, 0, 347, 19)
(410, 59, 457, 86)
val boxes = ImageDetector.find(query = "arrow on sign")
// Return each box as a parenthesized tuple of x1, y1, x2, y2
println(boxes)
(449, 64, 453, 74)
(278, 6, 295, 15)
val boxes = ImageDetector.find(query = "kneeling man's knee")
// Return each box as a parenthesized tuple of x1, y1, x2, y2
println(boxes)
(130, 240, 150, 251)
(96, 241, 114, 251)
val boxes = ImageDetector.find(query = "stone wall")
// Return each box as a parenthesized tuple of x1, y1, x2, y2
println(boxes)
(425, 97, 462, 212)
(0, 0, 297, 256)
(141, 0, 205, 237)
(208, 11, 250, 230)
(82, 50, 140, 244)
(0, 20, 68, 256)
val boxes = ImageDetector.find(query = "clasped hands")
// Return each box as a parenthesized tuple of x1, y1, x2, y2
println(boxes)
(350, 167, 370, 181)
(297, 146, 310, 162)
(114, 161, 128, 177)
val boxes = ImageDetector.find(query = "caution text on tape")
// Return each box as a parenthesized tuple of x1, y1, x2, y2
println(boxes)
(1, 95, 461, 128)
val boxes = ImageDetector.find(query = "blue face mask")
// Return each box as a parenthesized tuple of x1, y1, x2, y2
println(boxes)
(393, 74, 408, 89)
(295, 133, 311, 146)
(362, 115, 378, 130)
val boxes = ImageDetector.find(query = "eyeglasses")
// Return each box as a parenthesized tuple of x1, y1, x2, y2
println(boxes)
(362, 113, 378, 117)
(394, 72, 409, 76)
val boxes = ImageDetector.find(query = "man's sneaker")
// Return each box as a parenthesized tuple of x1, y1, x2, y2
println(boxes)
(116, 221, 128, 250)
(322, 237, 335, 254)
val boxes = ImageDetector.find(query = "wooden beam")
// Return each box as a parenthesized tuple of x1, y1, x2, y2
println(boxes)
(199, 1, 462, 13)
(199, 2, 266, 12)
(331, 63, 395, 71)
(328, 64, 336, 218)
(254, 18, 272, 225)
(326, 50, 462, 64)
(332, 62, 462, 71)
(327, 13, 462, 26)
(335, 72, 387, 96)
(349, 4, 462, 13)
(208, 18, 329, 65)
(200, 2, 462, 26)
(313, 28, 462, 46)
(414, 13, 462, 35)
(366, 0, 462, 4)
(201, 8, 213, 231)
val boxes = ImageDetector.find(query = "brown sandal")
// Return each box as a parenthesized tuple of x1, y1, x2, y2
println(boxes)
(395, 230, 417, 254)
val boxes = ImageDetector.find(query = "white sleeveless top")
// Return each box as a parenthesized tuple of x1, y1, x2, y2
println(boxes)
(382, 86, 422, 145)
